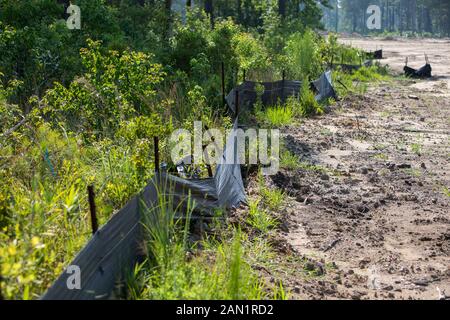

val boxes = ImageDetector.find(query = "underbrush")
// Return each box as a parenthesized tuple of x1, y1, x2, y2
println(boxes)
(255, 80, 325, 128)
(247, 199, 279, 234)
(0, 122, 151, 299)
(126, 190, 285, 300)
(258, 104, 295, 127)
(333, 65, 390, 97)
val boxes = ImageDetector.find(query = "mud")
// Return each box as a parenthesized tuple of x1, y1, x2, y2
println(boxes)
(257, 76, 450, 300)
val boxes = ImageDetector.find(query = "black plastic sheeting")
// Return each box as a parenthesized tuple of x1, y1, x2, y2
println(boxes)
(41, 193, 144, 300)
(373, 50, 383, 60)
(311, 71, 337, 102)
(226, 71, 337, 114)
(404, 64, 432, 79)
(226, 80, 302, 115)
(42, 120, 246, 300)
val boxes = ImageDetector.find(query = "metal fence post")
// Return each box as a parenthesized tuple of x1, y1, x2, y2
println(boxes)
(87, 185, 98, 235)
(154, 136, 160, 173)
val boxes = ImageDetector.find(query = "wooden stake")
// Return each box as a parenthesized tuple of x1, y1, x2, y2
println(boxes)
(221, 62, 226, 107)
(87, 185, 98, 235)
(154, 136, 160, 173)
(203, 125, 215, 178)
(202, 144, 214, 178)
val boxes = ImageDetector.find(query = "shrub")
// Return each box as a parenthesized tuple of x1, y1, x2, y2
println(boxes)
(285, 30, 321, 80)
(298, 79, 323, 117)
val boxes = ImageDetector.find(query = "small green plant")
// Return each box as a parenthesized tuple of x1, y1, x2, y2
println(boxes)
(257, 174, 285, 211)
(298, 79, 323, 117)
(411, 143, 422, 155)
(373, 153, 389, 161)
(442, 187, 450, 198)
(272, 280, 288, 300)
(352, 66, 388, 83)
(280, 148, 300, 170)
(299, 161, 327, 173)
(402, 168, 422, 177)
(247, 199, 278, 233)
(285, 30, 321, 80)
(320, 128, 333, 136)
(263, 105, 294, 127)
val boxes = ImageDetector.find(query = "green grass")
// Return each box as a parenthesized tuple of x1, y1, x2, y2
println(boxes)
(442, 187, 450, 198)
(298, 161, 328, 173)
(256, 174, 285, 211)
(298, 80, 323, 117)
(320, 128, 333, 136)
(401, 168, 422, 178)
(333, 65, 391, 98)
(0, 124, 140, 299)
(126, 187, 285, 300)
(255, 78, 328, 127)
(128, 230, 269, 300)
(373, 153, 389, 161)
(247, 199, 279, 233)
(411, 143, 422, 155)
(261, 188, 285, 211)
(259, 105, 294, 127)
(352, 65, 389, 83)
(280, 148, 300, 170)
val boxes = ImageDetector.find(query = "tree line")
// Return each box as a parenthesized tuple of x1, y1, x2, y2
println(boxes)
(0, 0, 331, 110)
(322, 0, 450, 36)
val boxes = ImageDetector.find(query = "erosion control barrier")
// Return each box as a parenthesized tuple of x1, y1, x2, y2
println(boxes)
(42, 120, 245, 300)
(404, 55, 432, 79)
(404, 64, 432, 78)
(226, 70, 337, 114)
(331, 59, 373, 73)
(42, 71, 336, 300)
(311, 71, 337, 102)
(373, 49, 383, 60)
(226, 80, 302, 114)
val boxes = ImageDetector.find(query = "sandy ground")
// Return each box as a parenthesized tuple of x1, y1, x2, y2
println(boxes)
(338, 37, 450, 81)
(243, 38, 450, 300)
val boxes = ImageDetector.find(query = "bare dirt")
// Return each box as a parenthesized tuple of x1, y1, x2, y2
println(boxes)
(250, 39, 450, 300)
(339, 37, 450, 80)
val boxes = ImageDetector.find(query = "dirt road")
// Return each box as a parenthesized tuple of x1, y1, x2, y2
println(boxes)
(338, 37, 450, 80)
(252, 40, 450, 300)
